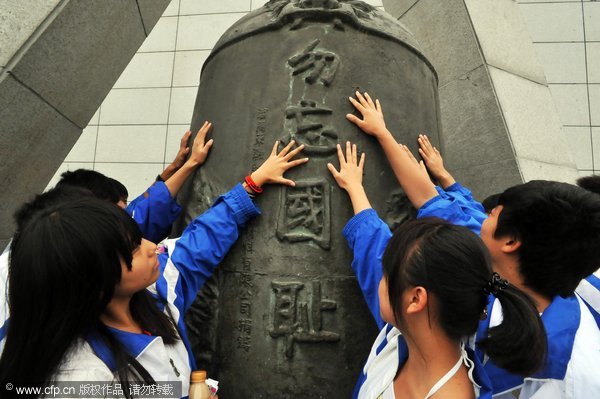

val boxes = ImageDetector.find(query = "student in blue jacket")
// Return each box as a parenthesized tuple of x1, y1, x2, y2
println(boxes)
(124, 121, 215, 244)
(0, 140, 307, 398)
(327, 142, 545, 399)
(573, 175, 600, 327)
(345, 91, 600, 398)
(0, 122, 215, 354)
(419, 134, 600, 331)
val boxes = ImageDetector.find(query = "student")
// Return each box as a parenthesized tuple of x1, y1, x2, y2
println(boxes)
(0, 140, 307, 398)
(327, 142, 545, 399)
(0, 186, 95, 353)
(0, 122, 213, 351)
(56, 169, 124, 206)
(576, 175, 600, 195)
(345, 91, 600, 398)
(574, 175, 600, 327)
(419, 135, 600, 330)
(124, 122, 215, 243)
(400, 137, 488, 223)
(481, 194, 501, 215)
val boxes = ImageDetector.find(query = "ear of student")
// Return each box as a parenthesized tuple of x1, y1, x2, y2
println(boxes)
(501, 236, 522, 254)
(406, 286, 428, 314)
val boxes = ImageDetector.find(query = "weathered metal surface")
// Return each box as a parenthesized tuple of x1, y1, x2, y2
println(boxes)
(176, 1, 440, 397)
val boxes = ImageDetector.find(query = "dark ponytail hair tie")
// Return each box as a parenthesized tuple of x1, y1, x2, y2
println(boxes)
(484, 272, 509, 296)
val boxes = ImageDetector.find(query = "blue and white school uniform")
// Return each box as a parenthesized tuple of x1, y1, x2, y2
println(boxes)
(1, 184, 260, 397)
(0, 181, 185, 352)
(436, 184, 600, 330)
(357, 324, 492, 399)
(343, 209, 493, 399)
(418, 186, 488, 236)
(475, 295, 600, 399)
(575, 270, 600, 327)
(420, 186, 600, 398)
(0, 250, 8, 353)
(126, 181, 183, 244)
(435, 182, 487, 227)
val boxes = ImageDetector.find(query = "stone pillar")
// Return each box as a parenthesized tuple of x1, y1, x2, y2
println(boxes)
(0, 0, 171, 248)
(383, 0, 579, 200)
(176, 1, 441, 397)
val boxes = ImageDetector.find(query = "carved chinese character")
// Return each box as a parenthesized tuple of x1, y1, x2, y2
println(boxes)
(240, 300, 252, 317)
(236, 334, 251, 352)
(239, 289, 252, 300)
(284, 100, 338, 155)
(277, 179, 331, 249)
(269, 280, 339, 358)
(238, 318, 253, 335)
(240, 272, 253, 288)
(288, 39, 340, 86)
(270, 281, 304, 335)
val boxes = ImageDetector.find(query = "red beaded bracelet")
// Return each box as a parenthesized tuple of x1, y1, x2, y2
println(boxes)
(244, 175, 263, 194)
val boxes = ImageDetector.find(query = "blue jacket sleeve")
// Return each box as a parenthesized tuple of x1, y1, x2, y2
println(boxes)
(443, 183, 487, 214)
(155, 184, 260, 315)
(418, 194, 485, 235)
(126, 181, 182, 244)
(343, 208, 391, 330)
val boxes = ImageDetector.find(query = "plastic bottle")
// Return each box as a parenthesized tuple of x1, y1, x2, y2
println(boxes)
(189, 370, 211, 399)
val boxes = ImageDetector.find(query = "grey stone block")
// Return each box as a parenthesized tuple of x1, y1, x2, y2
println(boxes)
(489, 65, 576, 168)
(464, 0, 546, 85)
(399, 0, 483, 86)
(452, 159, 523, 202)
(0, 74, 81, 239)
(389, 0, 578, 188)
(136, 0, 172, 35)
(438, 65, 515, 170)
(382, 0, 418, 18)
(0, 0, 59, 66)
(10, 0, 147, 128)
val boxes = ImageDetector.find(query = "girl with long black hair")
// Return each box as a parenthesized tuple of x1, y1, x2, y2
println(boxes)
(0, 140, 307, 398)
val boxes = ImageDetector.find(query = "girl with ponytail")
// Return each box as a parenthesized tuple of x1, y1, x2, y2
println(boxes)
(340, 91, 600, 398)
(328, 142, 546, 398)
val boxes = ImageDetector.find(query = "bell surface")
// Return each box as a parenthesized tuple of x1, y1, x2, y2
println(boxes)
(176, 1, 440, 397)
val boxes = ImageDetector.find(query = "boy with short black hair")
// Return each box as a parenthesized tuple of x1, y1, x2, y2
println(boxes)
(345, 91, 600, 398)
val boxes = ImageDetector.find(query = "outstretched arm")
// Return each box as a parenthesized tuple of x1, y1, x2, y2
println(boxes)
(158, 130, 193, 182)
(327, 141, 371, 214)
(244, 140, 308, 193)
(164, 121, 214, 197)
(328, 141, 387, 328)
(157, 140, 308, 313)
(346, 92, 438, 209)
(417, 134, 455, 189)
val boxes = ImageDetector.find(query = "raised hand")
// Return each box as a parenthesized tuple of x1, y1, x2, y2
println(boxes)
(172, 130, 192, 169)
(417, 134, 454, 188)
(327, 141, 365, 193)
(162, 121, 214, 198)
(250, 140, 308, 187)
(188, 121, 214, 167)
(327, 141, 371, 214)
(346, 91, 389, 139)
